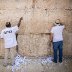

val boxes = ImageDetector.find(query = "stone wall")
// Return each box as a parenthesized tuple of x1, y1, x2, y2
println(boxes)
(0, 0, 72, 57)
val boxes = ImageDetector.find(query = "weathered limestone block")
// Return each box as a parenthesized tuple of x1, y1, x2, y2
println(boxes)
(18, 34, 50, 57)
(63, 31, 72, 55)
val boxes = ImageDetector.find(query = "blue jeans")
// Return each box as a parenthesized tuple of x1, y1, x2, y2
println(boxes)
(53, 41, 63, 63)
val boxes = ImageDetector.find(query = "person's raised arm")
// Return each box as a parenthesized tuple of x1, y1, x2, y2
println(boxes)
(17, 17, 23, 27)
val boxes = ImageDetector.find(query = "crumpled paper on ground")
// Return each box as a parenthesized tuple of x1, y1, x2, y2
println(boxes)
(11, 54, 53, 72)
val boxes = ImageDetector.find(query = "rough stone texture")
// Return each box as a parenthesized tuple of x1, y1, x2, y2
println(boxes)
(0, 0, 72, 57)
(0, 57, 72, 72)
(18, 34, 50, 57)
(63, 31, 72, 56)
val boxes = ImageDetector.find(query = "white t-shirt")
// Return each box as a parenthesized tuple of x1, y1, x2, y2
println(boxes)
(0, 33, 1, 38)
(51, 25, 65, 42)
(0, 26, 19, 48)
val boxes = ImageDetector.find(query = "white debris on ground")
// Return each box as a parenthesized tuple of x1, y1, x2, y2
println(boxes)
(10, 54, 53, 72)
(41, 56, 53, 64)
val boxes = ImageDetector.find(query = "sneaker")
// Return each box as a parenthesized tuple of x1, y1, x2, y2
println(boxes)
(52, 59, 57, 63)
(59, 60, 62, 63)
(53, 61, 57, 63)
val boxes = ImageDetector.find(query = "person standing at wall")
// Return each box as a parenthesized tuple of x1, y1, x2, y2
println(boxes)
(0, 17, 23, 66)
(50, 19, 65, 63)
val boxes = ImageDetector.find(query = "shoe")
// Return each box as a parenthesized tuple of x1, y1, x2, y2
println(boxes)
(53, 61, 57, 63)
(59, 60, 62, 63)
(59, 61, 62, 63)
(52, 60, 57, 63)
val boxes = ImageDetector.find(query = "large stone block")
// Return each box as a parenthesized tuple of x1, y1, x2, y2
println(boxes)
(18, 34, 50, 57)
(63, 31, 72, 55)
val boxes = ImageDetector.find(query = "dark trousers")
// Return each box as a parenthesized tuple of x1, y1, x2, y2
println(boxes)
(53, 41, 63, 63)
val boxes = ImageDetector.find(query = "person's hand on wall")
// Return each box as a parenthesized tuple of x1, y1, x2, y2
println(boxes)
(49, 41, 52, 47)
(18, 17, 23, 27)
(20, 17, 23, 21)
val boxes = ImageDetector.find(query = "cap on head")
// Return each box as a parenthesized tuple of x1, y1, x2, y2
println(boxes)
(55, 19, 60, 24)
(6, 22, 11, 27)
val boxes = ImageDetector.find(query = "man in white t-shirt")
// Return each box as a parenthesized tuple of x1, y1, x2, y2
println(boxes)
(0, 17, 23, 66)
(50, 19, 65, 63)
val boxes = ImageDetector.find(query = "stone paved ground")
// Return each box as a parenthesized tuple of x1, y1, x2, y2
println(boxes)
(0, 56, 72, 72)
